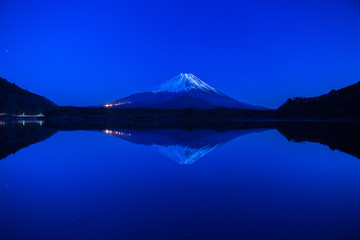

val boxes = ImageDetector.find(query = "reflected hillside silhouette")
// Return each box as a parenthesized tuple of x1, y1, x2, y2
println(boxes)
(276, 121, 360, 159)
(1, 120, 360, 163)
(103, 129, 267, 164)
(0, 121, 57, 160)
(100, 122, 360, 162)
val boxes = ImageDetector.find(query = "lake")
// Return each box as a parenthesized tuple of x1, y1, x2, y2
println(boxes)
(1, 121, 360, 239)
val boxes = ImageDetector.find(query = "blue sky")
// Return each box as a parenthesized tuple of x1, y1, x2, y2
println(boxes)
(1, 0, 360, 108)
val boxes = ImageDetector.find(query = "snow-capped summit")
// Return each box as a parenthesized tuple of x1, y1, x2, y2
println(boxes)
(152, 73, 221, 94)
(104, 73, 268, 110)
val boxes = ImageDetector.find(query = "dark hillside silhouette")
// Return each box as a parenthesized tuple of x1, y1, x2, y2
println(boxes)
(277, 81, 360, 119)
(0, 77, 56, 114)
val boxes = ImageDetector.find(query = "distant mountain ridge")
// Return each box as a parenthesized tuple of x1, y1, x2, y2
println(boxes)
(0, 77, 56, 114)
(105, 73, 267, 110)
(278, 81, 360, 119)
(2, 74, 359, 119)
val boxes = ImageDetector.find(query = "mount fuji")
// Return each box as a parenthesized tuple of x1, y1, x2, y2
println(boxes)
(104, 73, 266, 109)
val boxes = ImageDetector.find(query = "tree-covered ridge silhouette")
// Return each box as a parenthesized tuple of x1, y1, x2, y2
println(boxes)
(278, 81, 360, 119)
(0, 77, 56, 115)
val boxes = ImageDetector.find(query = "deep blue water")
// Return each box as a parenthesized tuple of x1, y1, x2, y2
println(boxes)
(1, 124, 360, 239)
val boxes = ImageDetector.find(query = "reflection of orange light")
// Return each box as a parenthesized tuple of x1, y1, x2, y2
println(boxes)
(104, 102, 131, 107)
(0, 121, 4, 125)
(103, 129, 131, 136)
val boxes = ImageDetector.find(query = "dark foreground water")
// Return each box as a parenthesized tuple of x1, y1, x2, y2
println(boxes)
(1, 121, 360, 240)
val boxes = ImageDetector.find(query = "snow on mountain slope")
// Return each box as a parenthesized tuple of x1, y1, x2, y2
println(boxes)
(152, 73, 222, 94)
(105, 73, 268, 110)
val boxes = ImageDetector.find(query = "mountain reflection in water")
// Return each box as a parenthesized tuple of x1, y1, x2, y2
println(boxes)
(103, 129, 266, 164)
(1, 120, 360, 240)
(1, 121, 360, 161)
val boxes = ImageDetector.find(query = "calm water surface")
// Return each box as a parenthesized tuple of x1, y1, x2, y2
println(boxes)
(0, 122, 360, 239)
